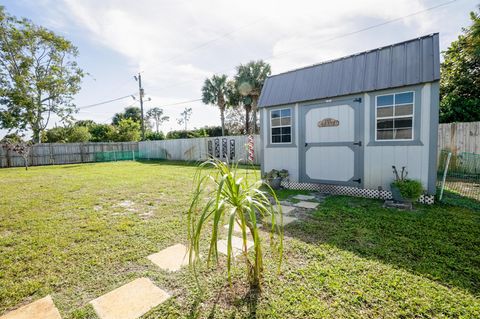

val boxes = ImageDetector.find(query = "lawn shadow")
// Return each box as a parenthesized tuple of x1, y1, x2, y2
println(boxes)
(135, 159, 260, 170)
(187, 285, 260, 319)
(283, 195, 480, 296)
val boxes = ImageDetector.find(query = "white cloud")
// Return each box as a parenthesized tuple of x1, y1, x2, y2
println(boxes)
(1, 0, 476, 137)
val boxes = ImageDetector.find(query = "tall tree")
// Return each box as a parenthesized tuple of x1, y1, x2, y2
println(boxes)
(234, 60, 271, 133)
(201, 74, 230, 136)
(225, 80, 249, 134)
(0, 7, 84, 143)
(177, 107, 192, 131)
(112, 106, 142, 125)
(440, 8, 480, 123)
(146, 107, 169, 133)
(109, 118, 141, 142)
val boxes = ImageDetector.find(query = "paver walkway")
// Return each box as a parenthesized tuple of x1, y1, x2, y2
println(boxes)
(0, 296, 61, 319)
(147, 243, 190, 272)
(90, 277, 170, 319)
(274, 204, 296, 214)
(294, 201, 319, 209)
(292, 194, 316, 201)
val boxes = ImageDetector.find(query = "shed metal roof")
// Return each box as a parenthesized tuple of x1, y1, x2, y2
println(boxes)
(258, 33, 440, 107)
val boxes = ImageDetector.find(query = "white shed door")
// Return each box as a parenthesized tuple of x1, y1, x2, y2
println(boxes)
(300, 100, 362, 186)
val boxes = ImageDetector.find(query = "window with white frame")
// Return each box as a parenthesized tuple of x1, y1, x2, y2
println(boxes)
(270, 108, 292, 143)
(376, 92, 414, 140)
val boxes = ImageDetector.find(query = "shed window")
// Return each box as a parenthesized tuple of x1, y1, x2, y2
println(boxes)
(376, 92, 414, 140)
(271, 108, 292, 143)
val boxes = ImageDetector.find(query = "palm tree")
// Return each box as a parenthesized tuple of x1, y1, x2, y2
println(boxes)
(226, 80, 249, 134)
(146, 107, 169, 133)
(202, 74, 230, 136)
(234, 60, 271, 134)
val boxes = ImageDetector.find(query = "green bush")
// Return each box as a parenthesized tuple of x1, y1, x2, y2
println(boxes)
(392, 179, 423, 201)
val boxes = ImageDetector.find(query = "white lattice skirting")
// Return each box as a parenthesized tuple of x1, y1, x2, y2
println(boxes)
(281, 180, 435, 204)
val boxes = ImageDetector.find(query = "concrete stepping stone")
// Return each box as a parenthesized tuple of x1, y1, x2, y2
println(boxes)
(0, 295, 61, 319)
(263, 215, 298, 226)
(274, 204, 296, 215)
(147, 243, 190, 272)
(294, 201, 319, 209)
(217, 236, 254, 256)
(90, 277, 170, 319)
(292, 194, 316, 201)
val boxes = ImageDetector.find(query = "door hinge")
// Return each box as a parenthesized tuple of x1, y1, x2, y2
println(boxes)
(353, 141, 362, 146)
(353, 97, 362, 103)
(353, 178, 362, 183)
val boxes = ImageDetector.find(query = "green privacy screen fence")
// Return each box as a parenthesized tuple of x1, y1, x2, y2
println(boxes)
(437, 150, 480, 201)
(94, 150, 140, 162)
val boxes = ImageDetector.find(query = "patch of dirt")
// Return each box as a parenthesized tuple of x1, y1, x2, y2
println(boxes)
(139, 211, 155, 220)
(0, 230, 13, 238)
(114, 200, 138, 213)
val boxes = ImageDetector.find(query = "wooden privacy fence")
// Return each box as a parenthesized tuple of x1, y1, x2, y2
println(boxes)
(438, 122, 480, 155)
(0, 142, 138, 168)
(138, 135, 261, 164)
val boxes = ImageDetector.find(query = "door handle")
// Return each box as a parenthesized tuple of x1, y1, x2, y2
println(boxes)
(305, 142, 308, 147)
(353, 178, 361, 183)
(353, 141, 362, 146)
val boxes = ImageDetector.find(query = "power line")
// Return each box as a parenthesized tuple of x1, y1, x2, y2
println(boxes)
(266, 0, 458, 61)
(155, 0, 458, 92)
(76, 0, 458, 115)
(77, 93, 136, 109)
(158, 98, 202, 108)
(155, 17, 266, 66)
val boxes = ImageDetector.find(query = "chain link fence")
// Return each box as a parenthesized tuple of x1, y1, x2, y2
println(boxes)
(437, 150, 480, 203)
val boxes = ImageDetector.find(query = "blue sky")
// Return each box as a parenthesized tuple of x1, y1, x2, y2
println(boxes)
(0, 0, 478, 138)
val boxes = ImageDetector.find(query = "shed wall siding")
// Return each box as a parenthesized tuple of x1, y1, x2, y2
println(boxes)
(362, 83, 432, 192)
(262, 105, 300, 181)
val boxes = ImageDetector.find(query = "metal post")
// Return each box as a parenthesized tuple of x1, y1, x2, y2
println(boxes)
(113, 150, 117, 162)
(439, 152, 452, 201)
(132, 150, 135, 161)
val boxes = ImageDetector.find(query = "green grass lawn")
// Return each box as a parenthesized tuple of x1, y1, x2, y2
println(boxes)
(0, 161, 479, 318)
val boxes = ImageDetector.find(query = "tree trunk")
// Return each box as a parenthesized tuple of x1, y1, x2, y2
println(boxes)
(220, 107, 225, 136)
(251, 98, 258, 134)
(245, 107, 251, 135)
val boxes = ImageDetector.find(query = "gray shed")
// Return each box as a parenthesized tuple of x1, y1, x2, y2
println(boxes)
(259, 34, 440, 202)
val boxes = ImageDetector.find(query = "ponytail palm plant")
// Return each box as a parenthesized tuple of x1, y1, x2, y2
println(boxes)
(187, 158, 283, 289)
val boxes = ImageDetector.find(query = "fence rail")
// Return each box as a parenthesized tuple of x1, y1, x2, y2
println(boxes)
(0, 142, 138, 168)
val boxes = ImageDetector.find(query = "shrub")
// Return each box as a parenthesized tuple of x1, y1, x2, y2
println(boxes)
(187, 158, 283, 289)
(145, 131, 165, 140)
(392, 179, 423, 201)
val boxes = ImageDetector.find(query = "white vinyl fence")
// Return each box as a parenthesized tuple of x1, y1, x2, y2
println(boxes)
(138, 135, 261, 164)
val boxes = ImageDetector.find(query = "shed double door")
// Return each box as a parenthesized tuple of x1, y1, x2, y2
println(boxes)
(299, 99, 363, 186)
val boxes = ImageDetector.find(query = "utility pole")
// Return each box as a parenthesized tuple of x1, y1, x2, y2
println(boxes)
(135, 73, 145, 140)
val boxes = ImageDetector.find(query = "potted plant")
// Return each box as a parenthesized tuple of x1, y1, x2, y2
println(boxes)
(263, 169, 289, 190)
(390, 166, 424, 203)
